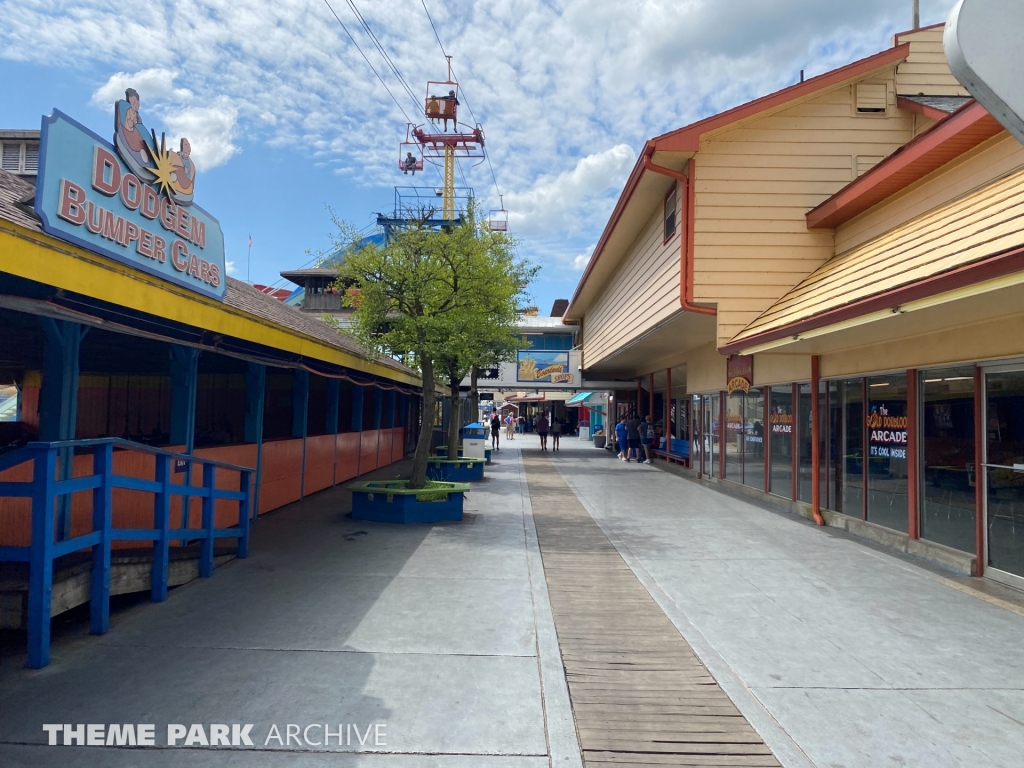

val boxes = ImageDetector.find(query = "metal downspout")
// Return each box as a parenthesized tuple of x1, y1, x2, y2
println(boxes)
(642, 151, 716, 316)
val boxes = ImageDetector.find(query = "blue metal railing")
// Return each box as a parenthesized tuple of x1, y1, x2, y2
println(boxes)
(0, 438, 254, 668)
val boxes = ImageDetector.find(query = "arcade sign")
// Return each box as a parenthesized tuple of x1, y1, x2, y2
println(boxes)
(34, 91, 226, 300)
(726, 354, 753, 394)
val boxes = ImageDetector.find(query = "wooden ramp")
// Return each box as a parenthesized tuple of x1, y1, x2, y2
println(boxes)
(524, 454, 780, 768)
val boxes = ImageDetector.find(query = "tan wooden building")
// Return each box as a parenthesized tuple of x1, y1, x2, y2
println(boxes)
(566, 24, 1024, 586)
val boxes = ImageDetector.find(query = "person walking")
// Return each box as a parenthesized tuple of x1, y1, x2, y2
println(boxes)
(504, 411, 515, 440)
(625, 412, 642, 463)
(517, 414, 526, 435)
(490, 410, 501, 450)
(640, 415, 655, 464)
(536, 412, 550, 451)
(551, 417, 562, 451)
(615, 417, 629, 461)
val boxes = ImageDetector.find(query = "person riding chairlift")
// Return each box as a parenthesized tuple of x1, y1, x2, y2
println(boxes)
(440, 90, 459, 131)
(402, 152, 418, 176)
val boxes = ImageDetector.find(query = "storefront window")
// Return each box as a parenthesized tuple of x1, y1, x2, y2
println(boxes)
(830, 378, 864, 517)
(769, 385, 793, 497)
(921, 367, 975, 553)
(798, 383, 826, 504)
(725, 393, 744, 482)
(867, 374, 908, 532)
(744, 388, 765, 490)
(984, 370, 1024, 577)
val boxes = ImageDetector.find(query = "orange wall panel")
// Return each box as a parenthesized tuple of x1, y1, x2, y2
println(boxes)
(336, 433, 360, 483)
(360, 430, 380, 473)
(376, 429, 392, 468)
(392, 427, 405, 463)
(304, 434, 335, 495)
(258, 438, 303, 514)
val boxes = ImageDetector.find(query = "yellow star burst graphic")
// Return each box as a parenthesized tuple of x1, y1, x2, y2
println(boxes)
(144, 131, 178, 201)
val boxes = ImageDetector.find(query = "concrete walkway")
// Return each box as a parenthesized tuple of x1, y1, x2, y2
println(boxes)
(0, 445, 580, 767)
(549, 439, 1024, 768)
(5, 434, 1024, 767)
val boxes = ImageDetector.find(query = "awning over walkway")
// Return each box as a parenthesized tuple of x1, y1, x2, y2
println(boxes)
(566, 391, 594, 405)
(724, 166, 1024, 354)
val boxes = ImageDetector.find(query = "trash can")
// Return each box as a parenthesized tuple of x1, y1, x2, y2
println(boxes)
(462, 422, 488, 460)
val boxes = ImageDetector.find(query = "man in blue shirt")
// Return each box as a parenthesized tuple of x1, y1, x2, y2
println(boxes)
(615, 417, 629, 461)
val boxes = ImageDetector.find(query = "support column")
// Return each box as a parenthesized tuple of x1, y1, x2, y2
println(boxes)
(327, 378, 340, 486)
(352, 384, 364, 476)
(648, 373, 655, 422)
(245, 363, 266, 518)
(907, 369, 919, 539)
(811, 355, 824, 525)
(40, 319, 88, 540)
(386, 389, 396, 429)
(665, 369, 672, 456)
(292, 370, 309, 499)
(372, 387, 383, 430)
(351, 385, 365, 432)
(326, 379, 341, 434)
(169, 345, 200, 449)
(636, 379, 642, 417)
(792, 382, 799, 501)
(974, 365, 984, 576)
(719, 392, 726, 480)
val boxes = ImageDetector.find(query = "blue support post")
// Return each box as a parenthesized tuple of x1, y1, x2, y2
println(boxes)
(200, 461, 216, 578)
(372, 387, 383, 430)
(326, 379, 340, 434)
(397, 393, 406, 427)
(292, 370, 309, 499)
(27, 446, 57, 669)
(245, 363, 266, 520)
(40, 319, 87, 540)
(152, 453, 171, 602)
(237, 470, 252, 558)
(351, 385, 365, 432)
(327, 379, 340, 485)
(89, 443, 113, 636)
(385, 390, 396, 429)
(352, 385, 364, 477)
(169, 346, 200, 449)
(170, 346, 199, 536)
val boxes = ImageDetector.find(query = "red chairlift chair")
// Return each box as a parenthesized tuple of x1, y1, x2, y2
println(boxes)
(398, 142, 424, 175)
(425, 77, 460, 129)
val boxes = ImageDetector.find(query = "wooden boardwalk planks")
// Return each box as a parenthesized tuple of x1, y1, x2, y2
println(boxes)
(524, 455, 779, 768)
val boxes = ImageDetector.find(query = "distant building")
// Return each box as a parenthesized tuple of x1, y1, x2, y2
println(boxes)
(0, 130, 39, 180)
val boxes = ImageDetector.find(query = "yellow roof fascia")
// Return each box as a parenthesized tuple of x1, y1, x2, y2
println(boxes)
(0, 219, 421, 387)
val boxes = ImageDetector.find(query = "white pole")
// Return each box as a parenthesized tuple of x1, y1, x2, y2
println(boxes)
(912, 0, 920, 29)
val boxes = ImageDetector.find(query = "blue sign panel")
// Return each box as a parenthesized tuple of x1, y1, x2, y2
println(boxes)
(34, 109, 227, 300)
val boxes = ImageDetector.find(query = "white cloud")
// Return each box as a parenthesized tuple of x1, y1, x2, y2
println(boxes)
(90, 68, 193, 109)
(0, 0, 960, 291)
(225, 260, 237, 275)
(572, 252, 592, 271)
(163, 97, 239, 169)
(506, 145, 635, 235)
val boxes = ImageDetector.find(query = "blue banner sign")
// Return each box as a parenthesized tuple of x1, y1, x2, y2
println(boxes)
(34, 108, 226, 300)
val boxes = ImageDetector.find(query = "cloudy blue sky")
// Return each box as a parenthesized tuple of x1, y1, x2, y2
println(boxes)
(0, 0, 957, 313)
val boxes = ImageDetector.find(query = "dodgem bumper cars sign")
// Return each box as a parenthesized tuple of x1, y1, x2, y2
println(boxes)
(34, 89, 227, 300)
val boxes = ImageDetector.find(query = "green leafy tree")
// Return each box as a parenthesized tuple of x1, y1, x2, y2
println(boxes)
(329, 212, 535, 488)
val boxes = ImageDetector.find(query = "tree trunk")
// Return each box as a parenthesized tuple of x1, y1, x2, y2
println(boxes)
(447, 374, 462, 459)
(468, 366, 480, 426)
(409, 357, 435, 489)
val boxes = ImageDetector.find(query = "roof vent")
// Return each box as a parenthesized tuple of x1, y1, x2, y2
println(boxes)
(856, 83, 887, 114)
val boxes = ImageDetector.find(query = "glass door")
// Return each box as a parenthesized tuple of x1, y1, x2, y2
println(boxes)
(984, 368, 1024, 585)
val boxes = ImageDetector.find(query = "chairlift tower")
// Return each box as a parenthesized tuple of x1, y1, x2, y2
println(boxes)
(399, 56, 485, 223)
